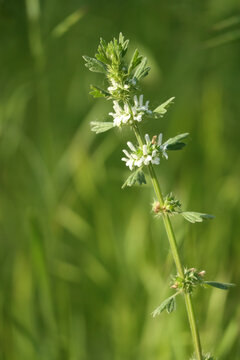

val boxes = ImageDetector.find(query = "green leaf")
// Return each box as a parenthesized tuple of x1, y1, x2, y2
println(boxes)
(152, 295, 176, 317)
(90, 121, 114, 134)
(89, 85, 110, 98)
(128, 49, 143, 74)
(95, 38, 110, 65)
(133, 57, 150, 81)
(83, 55, 107, 73)
(166, 297, 176, 313)
(181, 212, 214, 223)
(118, 32, 129, 57)
(163, 133, 189, 151)
(153, 97, 175, 117)
(204, 281, 235, 290)
(122, 168, 146, 189)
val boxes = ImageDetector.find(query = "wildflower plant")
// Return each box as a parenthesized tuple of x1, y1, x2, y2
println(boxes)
(83, 33, 234, 360)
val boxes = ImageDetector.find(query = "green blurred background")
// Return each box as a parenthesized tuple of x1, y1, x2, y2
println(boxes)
(0, 0, 240, 359)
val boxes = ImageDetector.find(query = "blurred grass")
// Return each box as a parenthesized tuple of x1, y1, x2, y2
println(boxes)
(0, 0, 240, 359)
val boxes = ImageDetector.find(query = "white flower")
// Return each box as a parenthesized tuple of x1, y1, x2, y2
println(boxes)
(158, 133, 168, 159)
(133, 95, 152, 114)
(109, 101, 131, 127)
(107, 79, 129, 94)
(109, 95, 152, 128)
(107, 79, 118, 92)
(121, 134, 163, 170)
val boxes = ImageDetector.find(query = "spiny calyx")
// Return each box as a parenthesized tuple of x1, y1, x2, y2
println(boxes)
(171, 268, 206, 294)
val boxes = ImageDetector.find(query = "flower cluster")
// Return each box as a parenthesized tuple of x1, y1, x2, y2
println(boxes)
(153, 193, 182, 216)
(107, 78, 130, 99)
(109, 95, 152, 127)
(121, 133, 168, 170)
(171, 268, 206, 294)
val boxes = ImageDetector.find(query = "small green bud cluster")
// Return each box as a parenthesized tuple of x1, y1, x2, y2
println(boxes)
(152, 193, 214, 224)
(153, 193, 182, 216)
(83, 33, 150, 102)
(171, 268, 206, 294)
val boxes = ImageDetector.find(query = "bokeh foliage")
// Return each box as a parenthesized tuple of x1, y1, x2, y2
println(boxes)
(0, 0, 240, 359)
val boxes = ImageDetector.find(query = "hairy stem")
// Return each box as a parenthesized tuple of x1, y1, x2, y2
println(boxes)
(132, 123, 202, 360)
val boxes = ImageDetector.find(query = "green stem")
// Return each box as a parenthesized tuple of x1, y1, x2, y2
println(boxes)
(132, 123, 202, 360)
(185, 293, 203, 360)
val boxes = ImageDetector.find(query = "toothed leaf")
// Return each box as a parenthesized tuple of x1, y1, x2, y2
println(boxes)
(118, 32, 129, 57)
(90, 121, 114, 134)
(122, 168, 146, 189)
(153, 97, 175, 117)
(89, 85, 110, 98)
(133, 57, 150, 81)
(128, 49, 143, 74)
(152, 295, 176, 317)
(204, 281, 235, 290)
(163, 133, 189, 150)
(83, 56, 107, 73)
(95, 38, 110, 64)
(166, 297, 176, 313)
(181, 212, 214, 223)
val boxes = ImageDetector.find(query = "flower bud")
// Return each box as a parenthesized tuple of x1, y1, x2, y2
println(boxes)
(153, 201, 161, 214)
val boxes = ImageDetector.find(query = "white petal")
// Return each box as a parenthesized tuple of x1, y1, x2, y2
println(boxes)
(158, 133, 163, 146)
(152, 157, 160, 165)
(124, 103, 130, 112)
(135, 159, 143, 167)
(127, 141, 136, 152)
(143, 155, 152, 165)
(135, 114, 142, 122)
(163, 151, 168, 159)
(125, 114, 131, 121)
(113, 117, 122, 127)
(126, 159, 134, 170)
(139, 94, 143, 107)
(131, 106, 137, 115)
(133, 95, 138, 107)
(122, 149, 131, 158)
(113, 101, 122, 113)
(145, 134, 150, 144)
(132, 154, 138, 160)
(142, 144, 148, 155)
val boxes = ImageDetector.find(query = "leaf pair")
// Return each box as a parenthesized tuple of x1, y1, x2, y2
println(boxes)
(152, 293, 179, 317)
(152, 281, 235, 318)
